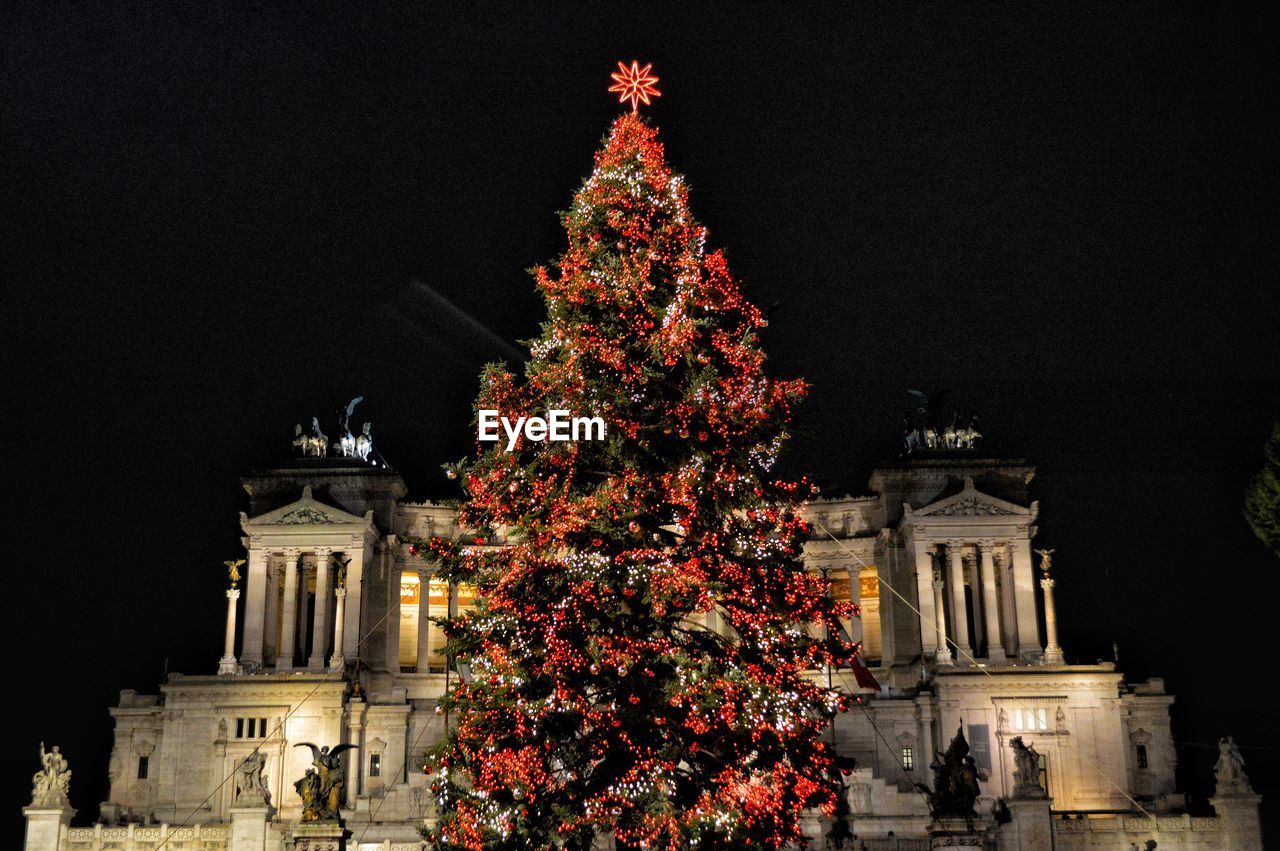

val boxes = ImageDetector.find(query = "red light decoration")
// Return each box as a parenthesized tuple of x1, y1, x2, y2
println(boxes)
(608, 60, 661, 112)
(419, 110, 861, 851)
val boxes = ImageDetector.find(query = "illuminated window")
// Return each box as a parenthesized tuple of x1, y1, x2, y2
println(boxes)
(858, 567, 881, 663)
(369, 753, 381, 778)
(400, 572, 477, 672)
(399, 572, 421, 670)
(1011, 707, 1049, 731)
(425, 577, 450, 672)
(902, 747, 914, 770)
(829, 568, 854, 646)
(1037, 753, 1049, 794)
(137, 756, 148, 780)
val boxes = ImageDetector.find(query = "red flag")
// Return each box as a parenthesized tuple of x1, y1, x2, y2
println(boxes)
(851, 643, 881, 692)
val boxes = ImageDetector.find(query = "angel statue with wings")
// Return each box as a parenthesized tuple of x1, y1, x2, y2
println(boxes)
(1034, 548, 1056, 577)
(293, 742, 358, 822)
(337, 396, 364, 458)
(224, 559, 245, 589)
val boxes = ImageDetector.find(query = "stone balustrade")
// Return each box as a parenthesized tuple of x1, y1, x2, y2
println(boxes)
(64, 823, 229, 851)
(1050, 811, 1223, 849)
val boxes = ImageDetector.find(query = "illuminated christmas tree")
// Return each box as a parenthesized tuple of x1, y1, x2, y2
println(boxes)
(422, 65, 861, 851)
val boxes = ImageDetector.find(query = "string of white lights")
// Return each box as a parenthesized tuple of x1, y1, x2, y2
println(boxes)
(153, 515, 1159, 850)
(809, 518, 1156, 822)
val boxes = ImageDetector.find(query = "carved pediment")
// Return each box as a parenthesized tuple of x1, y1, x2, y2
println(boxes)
(908, 477, 1031, 519)
(275, 506, 340, 525)
(241, 485, 370, 530)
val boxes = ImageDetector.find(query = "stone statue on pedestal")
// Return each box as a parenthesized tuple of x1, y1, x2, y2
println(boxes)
(1009, 736, 1045, 799)
(1214, 736, 1252, 795)
(31, 743, 72, 806)
(234, 749, 271, 806)
(294, 743, 358, 822)
(917, 726, 981, 818)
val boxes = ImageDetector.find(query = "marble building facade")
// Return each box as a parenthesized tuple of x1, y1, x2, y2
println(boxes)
(22, 446, 1264, 850)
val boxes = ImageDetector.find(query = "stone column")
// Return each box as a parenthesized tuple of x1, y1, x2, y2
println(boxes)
(999, 547, 1018, 656)
(309, 548, 332, 670)
(415, 568, 432, 672)
(342, 542, 367, 660)
(978, 540, 1003, 663)
(263, 558, 279, 663)
(1040, 573, 1065, 665)
(329, 585, 347, 671)
(913, 540, 940, 659)
(218, 587, 241, 675)
(240, 547, 270, 668)
(931, 575, 953, 665)
(346, 697, 367, 797)
(847, 562, 863, 646)
(946, 541, 970, 660)
(276, 548, 300, 670)
(22, 803, 75, 851)
(296, 561, 311, 662)
(967, 552, 985, 652)
(916, 697, 937, 781)
(1009, 538, 1041, 661)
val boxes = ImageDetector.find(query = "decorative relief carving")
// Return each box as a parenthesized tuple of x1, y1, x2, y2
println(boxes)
(274, 507, 338, 526)
(931, 497, 1017, 516)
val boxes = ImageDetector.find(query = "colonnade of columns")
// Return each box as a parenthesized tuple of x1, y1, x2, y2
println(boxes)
(409, 568, 459, 673)
(913, 537, 1048, 665)
(223, 544, 365, 675)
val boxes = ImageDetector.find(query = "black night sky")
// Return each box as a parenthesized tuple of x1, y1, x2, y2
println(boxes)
(4, 3, 1278, 844)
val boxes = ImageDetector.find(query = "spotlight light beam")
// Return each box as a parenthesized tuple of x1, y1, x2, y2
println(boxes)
(406, 279, 528, 365)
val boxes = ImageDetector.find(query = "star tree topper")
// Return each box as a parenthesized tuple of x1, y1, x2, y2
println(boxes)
(608, 60, 661, 112)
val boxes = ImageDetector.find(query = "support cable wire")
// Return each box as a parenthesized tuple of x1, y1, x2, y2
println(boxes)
(353, 702, 441, 846)
(152, 602, 398, 850)
(156, 517, 1155, 848)
(852, 691, 936, 814)
(809, 519, 1156, 822)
